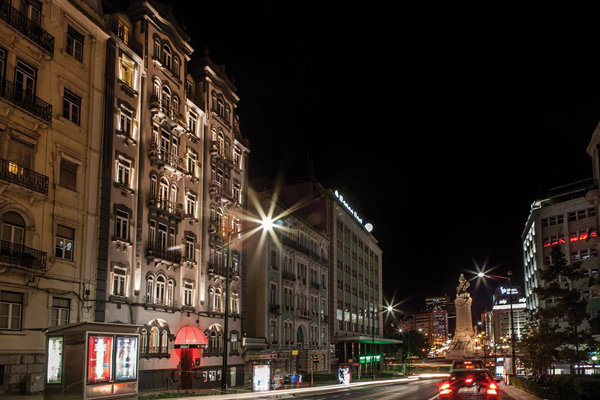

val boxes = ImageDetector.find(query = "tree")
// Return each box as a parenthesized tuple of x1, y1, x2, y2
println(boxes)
(531, 244, 596, 373)
(519, 310, 560, 374)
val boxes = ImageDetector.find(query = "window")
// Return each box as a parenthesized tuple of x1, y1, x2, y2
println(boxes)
(166, 279, 174, 306)
(116, 157, 132, 187)
(112, 267, 127, 296)
(187, 149, 198, 177)
(184, 234, 195, 261)
(230, 331, 238, 353)
(50, 297, 70, 326)
(20, 0, 41, 25)
(270, 320, 276, 343)
(114, 210, 129, 241)
(2, 211, 25, 245)
(173, 57, 180, 77)
(186, 193, 196, 218)
(116, 20, 129, 44)
(0, 48, 5, 81)
(188, 112, 197, 136)
(183, 282, 194, 307)
(62, 89, 81, 125)
(0, 291, 23, 330)
(120, 55, 135, 88)
(66, 25, 84, 62)
(146, 276, 154, 303)
(155, 276, 166, 305)
(119, 108, 133, 137)
(55, 225, 74, 261)
(162, 45, 171, 69)
(15, 59, 36, 97)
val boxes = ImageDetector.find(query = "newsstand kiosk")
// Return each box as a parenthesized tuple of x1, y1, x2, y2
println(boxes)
(44, 322, 140, 400)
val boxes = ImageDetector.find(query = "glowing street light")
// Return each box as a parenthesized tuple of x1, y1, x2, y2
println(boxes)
(371, 305, 394, 379)
(477, 270, 516, 376)
(221, 215, 278, 393)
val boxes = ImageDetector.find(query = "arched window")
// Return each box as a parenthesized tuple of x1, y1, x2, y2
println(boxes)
(161, 330, 168, 353)
(170, 184, 178, 205)
(140, 328, 148, 353)
(156, 275, 166, 305)
(205, 324, 223, 353)
(150, 175, 157, 196)
(159, 179, 169, 201)
(162, 86, 171, 110)
(149, 326, 159, 353)
(146, 276, 154, 303)
(217, 98, 224, 117)
(153, 40, 160, 59)
(173, 96, 179, 112)
(215, 287, 222, 312)
(173, 56, 180, 77)
(167, 279, 174, 306)
(162, 45, 172, 69)
(2, 211, 25, 244)
(217, 132, 225, 156)
(209, 330, 217, 352)
(208, 286, 215, 310)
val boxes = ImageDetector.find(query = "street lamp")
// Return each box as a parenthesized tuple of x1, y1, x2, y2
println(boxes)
(398, 328, 411, 376)
(220, 216, 276, 393)
(477, 271, 516, 376)
(371, 305, 393, 378)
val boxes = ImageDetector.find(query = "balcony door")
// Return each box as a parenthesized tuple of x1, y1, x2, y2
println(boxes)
(14, 59, 36, 99)
(1, 212, 25, 257)
(7, 138, 33, 169)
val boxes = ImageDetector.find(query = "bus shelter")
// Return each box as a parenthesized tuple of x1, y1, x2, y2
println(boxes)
(44, 322, 140, 400)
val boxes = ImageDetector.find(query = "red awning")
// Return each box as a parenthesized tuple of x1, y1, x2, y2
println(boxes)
(174, 326, 208, 349)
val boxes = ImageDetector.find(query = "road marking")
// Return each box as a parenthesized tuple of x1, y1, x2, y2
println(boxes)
(427, 395, 438, 400)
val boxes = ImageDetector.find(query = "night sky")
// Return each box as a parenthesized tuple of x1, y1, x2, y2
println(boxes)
(166, 2, 600, 317)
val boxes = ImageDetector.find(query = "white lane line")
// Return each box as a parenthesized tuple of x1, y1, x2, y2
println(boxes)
(427, 395, 438, 400)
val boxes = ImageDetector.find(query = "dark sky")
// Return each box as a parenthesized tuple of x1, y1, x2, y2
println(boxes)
(167, 2, 600, 317)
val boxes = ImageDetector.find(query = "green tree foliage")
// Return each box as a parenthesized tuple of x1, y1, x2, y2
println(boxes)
(529, 244, 597, 373)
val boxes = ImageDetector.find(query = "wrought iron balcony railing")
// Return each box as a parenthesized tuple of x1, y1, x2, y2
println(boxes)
(0, 240, 47, 271)
(145, 243, 182, 264)
(148, 142, 186, 173)
(0, 79, 52, 122)
(0, 158, 48, 195)
(146, 195, 184, 219)
(0, 1, 55, 54)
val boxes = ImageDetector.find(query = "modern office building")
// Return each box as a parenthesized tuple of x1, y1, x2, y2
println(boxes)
(488, 286, 527, 346)
(245, 188, 330, 377)
(272, 180, 399, 375)
(0, 0, 108, 394)
(522, 180, 599, 316)
(425, 295, 450, 346)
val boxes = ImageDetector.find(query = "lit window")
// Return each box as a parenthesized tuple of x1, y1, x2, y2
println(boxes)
(185, 234, 195, 261)
(119, 108, 133, 136)
(183, 282, 194, 307)
(120, 55, 135, 88)
(112, 267, 127, 296)
(116, 157, 132, 187)
(55, 225, 74, 261)
(187, 149, 198, 177)
(162, 45, 171, 69)
(188, 112, 197, 136)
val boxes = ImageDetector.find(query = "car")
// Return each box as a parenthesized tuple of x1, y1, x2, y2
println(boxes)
(438, 368, 499, 399)
(450, 359, 485, 370)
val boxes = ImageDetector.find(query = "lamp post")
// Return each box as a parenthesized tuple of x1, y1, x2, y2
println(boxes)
(371, 305, 393, 379)
(398, 328, 411, 376)
(220, 217, 276, 394)
(477, 271, 516, 376)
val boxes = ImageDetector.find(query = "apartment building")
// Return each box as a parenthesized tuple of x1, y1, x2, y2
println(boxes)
(245, 188, 330, 378)
(0, 0, 107, 394)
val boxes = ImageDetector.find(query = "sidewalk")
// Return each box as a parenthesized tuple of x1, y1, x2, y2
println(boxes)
(501, 383, 548, 400)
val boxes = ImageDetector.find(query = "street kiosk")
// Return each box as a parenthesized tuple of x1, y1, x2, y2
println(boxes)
(44, 322, 140, 400)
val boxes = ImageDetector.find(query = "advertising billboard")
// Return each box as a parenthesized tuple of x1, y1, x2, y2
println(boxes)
(46, 336, 64, 384)
(87, 335, 113, 384)
(252, 364, 271, 392)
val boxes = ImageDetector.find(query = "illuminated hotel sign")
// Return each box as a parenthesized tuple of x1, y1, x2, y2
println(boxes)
(499, 287, 519, 296)
(334, 190, 373, 232)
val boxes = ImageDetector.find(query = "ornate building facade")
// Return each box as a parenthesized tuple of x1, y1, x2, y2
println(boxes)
(0, 0, 107, 394)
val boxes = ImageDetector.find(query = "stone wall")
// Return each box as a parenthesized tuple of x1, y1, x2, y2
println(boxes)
(0, 353, 45, 395)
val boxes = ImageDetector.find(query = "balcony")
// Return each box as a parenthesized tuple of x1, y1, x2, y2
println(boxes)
(0, 158, 48, 195)
(147, 195, 184, 220)
(148, 142, 186, 175)
(0, 79, 52, 122)
(207, 263, 239, 280)
(145, 243, 182, 265)
(282, 271, 296, 281)
(0, 240, 47, 272)
(0, 1, 54, 54)
(270, 304, 281, 314)
(149, 95, 186, 131)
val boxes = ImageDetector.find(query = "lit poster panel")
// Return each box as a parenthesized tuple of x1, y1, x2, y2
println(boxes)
(87, 335, 113, 384)
(115, 336, 137, 381)
(338, 366, 351, 385)
(252, 364, 271, 392)
(47, 337, 64, 384)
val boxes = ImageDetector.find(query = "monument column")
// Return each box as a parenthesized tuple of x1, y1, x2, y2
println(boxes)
(446, 274, 479, 359)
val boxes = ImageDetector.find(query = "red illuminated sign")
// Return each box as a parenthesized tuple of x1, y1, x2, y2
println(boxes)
(87, 335, 113, 384)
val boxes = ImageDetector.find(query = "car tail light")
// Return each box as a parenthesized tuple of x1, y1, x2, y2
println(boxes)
(487, 382, 498, 395)
(439, 383, 452, 395)
(465, 378, 473, 383)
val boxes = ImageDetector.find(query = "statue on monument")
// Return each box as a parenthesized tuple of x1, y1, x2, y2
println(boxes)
(456, 273, 470, 297)
(446, 273, 481, 359)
